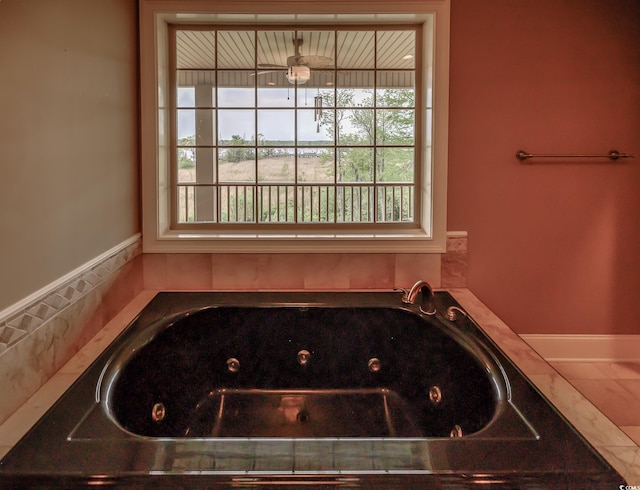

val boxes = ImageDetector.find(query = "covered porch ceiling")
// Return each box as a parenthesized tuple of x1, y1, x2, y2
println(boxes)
(175, 29, 416, 88)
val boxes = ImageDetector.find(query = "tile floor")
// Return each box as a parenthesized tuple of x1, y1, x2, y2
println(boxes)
(550, 361, 640, 447)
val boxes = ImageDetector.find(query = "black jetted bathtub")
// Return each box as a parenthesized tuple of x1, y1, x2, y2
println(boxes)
(0, 291, 625, 488)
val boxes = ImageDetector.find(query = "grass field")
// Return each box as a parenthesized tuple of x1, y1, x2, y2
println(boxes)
(178, 156, 334, 183)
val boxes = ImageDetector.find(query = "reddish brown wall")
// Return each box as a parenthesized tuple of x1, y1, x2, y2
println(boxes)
(448, 0, 640, 334)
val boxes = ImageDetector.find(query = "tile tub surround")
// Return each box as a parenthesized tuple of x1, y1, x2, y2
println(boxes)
(0, 288, 637, 485)
(142, 252, 442, 291)
(0, 237, 141, 354)
(139, 233, 467, 292)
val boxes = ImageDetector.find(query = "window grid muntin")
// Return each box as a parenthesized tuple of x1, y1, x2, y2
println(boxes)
(172, 26, 419, 228)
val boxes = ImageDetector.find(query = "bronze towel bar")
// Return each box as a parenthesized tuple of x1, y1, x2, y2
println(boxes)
(516, 150, 635, 161)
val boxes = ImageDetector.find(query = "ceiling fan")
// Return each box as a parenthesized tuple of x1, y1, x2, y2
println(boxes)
(258, 37, 334, 85)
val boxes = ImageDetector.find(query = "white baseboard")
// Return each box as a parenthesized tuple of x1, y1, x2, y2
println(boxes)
(520, 334, 640, 362)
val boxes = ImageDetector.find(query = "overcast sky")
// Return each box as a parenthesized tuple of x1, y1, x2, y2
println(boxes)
(177, 86, 374, 144)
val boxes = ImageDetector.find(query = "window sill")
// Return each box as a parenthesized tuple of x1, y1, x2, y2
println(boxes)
(143, 229, 445, 253)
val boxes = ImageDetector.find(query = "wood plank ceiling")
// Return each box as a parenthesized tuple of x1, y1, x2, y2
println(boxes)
(175, 29, 415, 88)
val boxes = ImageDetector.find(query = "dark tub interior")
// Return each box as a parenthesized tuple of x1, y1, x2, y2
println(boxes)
(108, 307, 497, 439)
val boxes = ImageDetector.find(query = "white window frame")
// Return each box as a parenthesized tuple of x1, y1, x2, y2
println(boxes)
(139, 0, 450, 253)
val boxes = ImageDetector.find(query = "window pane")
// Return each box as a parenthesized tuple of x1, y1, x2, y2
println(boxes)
(296, 30, 335, 69)
(177, 148, 195, 183)
(297, 109, 334, 146)
(176, 31, 215, 69)
(218, 110, 255, 144)
(376, 72, 414, 107)
(258, 85, 294, 108)
(376, 109, 414, 146)
(218, 149, 256, 182)
(336, 185, 374, 222)
(297, 148, 335, 183)
(176, 109, 215, 145)
(177, 185, 195, 223)
(257, 110, 294, 145)
(195, 148, 216, 183)
(337, 31, 374, 69)
(297, 79, 333, 101)
(258, 148, 295, 182)
(195, 109, 215, 145)
(194, 186, 216, 223)
(338, 148, 373, 182)
(337, 72, 374, 107)
(176, 72, 216, 106)
(377, 31, 415, 69)
(177, 87, 195, 108)
(177, 109, 194, 142)
(219, 185, 255, 223)
(177, 148, 216, 183)
(259, 185, 296, 223)
(297, 185, 335, 223)
(377, 185, 414, 222)
(218, 31, 254, 69)
(218, 86, 255, 107)
(257, 30, 295, 72)
(376, 148, 414, 182)
(337, 109, 374, 145)
(218, 70, 254, 107)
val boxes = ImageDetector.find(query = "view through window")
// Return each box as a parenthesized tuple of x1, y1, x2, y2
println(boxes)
(172, 27, 421, 227)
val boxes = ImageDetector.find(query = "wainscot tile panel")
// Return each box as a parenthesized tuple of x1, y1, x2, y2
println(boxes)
(142, 235, 467, 292)
(0, 237, 142, 425)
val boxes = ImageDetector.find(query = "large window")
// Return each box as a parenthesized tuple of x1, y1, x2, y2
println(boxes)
(173, 28, 420, 228)
(140, 1, 450, 253)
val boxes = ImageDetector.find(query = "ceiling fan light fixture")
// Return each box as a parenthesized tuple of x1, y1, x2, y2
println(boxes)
(287, 65, 311, 84)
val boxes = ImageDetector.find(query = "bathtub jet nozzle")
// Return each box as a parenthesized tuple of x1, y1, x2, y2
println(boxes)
(226, 358, 240, 373)
(297, 350, 311, 366)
